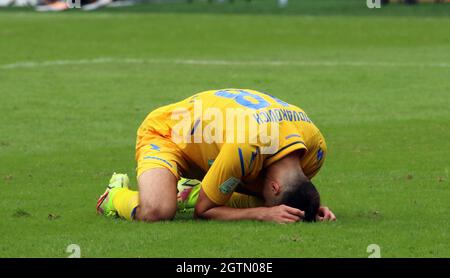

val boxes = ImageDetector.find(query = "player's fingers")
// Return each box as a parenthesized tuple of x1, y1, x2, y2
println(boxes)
(329, 211, 337, 221)
(283, 206, 305, 218)
(282, 212, 300, 222)
(318, 210, 336, 221)
(322, 210, 332, 219)
(281, 216, 299, 223)
(319, 207, 329, 216)
(274, 215, 296, 224)
(283, 213, 300, 221)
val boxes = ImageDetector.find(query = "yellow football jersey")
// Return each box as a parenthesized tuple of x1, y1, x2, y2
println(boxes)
(136, 89, 327, 205)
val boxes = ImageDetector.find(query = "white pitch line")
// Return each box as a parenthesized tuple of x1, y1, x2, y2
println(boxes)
(1, 57, 449, 70)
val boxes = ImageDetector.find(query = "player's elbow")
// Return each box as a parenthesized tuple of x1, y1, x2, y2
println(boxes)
(194, 205, 209, 220)
(194, 189, 217, 220)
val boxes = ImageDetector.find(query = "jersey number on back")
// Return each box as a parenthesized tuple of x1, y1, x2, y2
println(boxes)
(215, 89, 290, 110)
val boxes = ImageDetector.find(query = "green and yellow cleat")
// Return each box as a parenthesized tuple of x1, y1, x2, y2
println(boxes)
(177, 178, 201, 211)
(96, 173, 130, 217)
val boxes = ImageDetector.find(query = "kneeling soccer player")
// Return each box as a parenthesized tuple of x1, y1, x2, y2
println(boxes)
(96, 89, 336, 223)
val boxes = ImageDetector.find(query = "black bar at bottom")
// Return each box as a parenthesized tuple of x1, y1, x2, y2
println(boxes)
(0, 258, 449, 275)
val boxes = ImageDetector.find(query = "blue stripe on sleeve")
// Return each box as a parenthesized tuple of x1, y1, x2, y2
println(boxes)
(238, 147, 245, 177)
(190, 118, 201, 135)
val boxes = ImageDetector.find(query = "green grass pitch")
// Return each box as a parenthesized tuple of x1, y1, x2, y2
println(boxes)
(0, 0, 449, 257)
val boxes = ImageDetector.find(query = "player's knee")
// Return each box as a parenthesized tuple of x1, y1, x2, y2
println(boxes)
(138, 205, 176, 222)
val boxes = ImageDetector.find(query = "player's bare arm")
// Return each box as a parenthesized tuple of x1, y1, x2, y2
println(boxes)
(194, 188, 305, 223)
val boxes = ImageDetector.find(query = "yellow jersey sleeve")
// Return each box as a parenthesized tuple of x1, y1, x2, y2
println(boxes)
(264, 123, 308, 167)
(201, 143, 259, 205)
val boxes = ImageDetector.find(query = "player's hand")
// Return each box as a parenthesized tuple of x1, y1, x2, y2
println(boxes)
(316, 206, 336, 221)
(261, 205, 305, 224)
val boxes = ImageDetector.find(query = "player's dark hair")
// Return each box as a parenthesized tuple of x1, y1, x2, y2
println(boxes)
(281, 180, 321, 222)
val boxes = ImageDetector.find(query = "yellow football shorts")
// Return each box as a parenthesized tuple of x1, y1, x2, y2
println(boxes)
(135, 129, 188, 180)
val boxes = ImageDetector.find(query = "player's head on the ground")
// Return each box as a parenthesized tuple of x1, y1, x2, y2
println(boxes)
(279, 179, 320, 222)
(262, 151, 321, 222)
